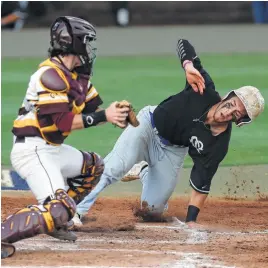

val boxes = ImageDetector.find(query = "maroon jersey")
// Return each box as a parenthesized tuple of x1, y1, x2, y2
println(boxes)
(12, 58, 103, 145)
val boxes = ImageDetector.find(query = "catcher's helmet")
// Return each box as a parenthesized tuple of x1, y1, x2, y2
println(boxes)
(222, 86, 265, 127)
(50, 16, 97, 73)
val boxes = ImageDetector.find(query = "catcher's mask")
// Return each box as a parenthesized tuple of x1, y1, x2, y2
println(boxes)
(50, 16, 97, 74)
(222, 86, 265, 127)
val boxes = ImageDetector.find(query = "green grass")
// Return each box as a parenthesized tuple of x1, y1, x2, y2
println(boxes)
(1, 54, 268, 167)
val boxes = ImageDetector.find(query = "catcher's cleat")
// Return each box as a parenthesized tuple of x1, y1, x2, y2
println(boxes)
(48, 220, 77, 241)
(121, 161, 148, 182)
(1, 189, 76, 249)
(72, 213, 84, 227)
(48, 228, 77, 242)
(1, 242, 16, 259)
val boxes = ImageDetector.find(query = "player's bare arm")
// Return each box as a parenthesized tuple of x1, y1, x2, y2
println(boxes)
(185, 189, 208, 228)
(71, 102, 130, 130)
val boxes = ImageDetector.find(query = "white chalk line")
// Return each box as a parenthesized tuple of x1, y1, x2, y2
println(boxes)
(10, 222, 232, 268)
(18, 237, 188, 245)
(168, 217, 209, 244)
(136, 223, 268, 235)
(6, 222, 265, 268)
(6, 244, 234, 268)
(6, 220, 263, 268)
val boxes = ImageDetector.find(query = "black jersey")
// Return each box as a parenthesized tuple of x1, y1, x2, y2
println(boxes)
(153, 58, 232, 194)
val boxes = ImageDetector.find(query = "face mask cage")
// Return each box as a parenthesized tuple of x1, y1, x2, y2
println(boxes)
(77, 35, 97, 75)
(84, 35, 97, 63)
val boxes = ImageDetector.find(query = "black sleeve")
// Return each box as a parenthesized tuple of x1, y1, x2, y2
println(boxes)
(189, 128, 231, 194)
(176, 39, 203, 71)
(189, 160, 219, 194)
(83, 95, 103, 113)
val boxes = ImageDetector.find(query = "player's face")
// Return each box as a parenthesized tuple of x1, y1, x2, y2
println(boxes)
(213, 96, 247, 123)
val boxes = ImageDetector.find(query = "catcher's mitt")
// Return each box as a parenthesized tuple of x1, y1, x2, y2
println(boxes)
(116, 100, 140, 127)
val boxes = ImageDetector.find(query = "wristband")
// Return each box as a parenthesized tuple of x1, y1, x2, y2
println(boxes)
(185, 205, 200, 222)
(82, 110, 107, 128)
(183, 60, 193, 69)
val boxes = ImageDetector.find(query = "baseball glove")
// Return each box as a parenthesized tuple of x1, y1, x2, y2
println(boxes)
(116, 100, 140, 127)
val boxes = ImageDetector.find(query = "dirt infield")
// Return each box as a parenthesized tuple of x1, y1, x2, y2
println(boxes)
(1, 192, 268, 268)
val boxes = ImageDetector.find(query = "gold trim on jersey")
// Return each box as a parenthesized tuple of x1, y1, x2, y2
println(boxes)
(41, 124, 58, 133)
(38, 92, 68, 101)
(13, 119, 39, 128)
(38, 98, 69, 106)
(72, 101, 85, 114)
(62, 131, 71, 136)
(13, 115, 60, 146)
(37, 92, 69, 109)
(34, 112, 62, 146)
(86, 86, 98, 102)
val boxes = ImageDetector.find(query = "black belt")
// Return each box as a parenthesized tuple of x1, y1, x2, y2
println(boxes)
(15, 137, 25, 143)
(149, 112, 174, 146)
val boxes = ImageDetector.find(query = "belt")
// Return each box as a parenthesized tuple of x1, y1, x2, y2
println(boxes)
(15, 136, 25, 143)
(15, 136, 50, 145)
(149, 112, 174, 146)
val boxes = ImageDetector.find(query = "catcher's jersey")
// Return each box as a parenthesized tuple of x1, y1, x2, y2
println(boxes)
(153, 60, 231, 194)
(12, 58, 103, 145)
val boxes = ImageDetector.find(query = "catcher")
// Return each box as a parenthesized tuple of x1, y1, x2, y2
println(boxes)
(73, 39, 265, 228)
(1, 16, 138, 259)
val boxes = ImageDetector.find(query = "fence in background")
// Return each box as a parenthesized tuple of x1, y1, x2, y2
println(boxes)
(24, 1, 253, 27)
(2, 25, 268, 58)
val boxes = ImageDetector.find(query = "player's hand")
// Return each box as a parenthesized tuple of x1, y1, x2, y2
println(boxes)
(186, 221, 207, 231)
(184, 62, 205, 95)
(105, 101, 130, 128)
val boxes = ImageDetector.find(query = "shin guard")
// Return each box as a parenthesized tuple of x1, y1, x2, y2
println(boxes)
(1, 189, 76, 245)
(67, 151, 104, 204)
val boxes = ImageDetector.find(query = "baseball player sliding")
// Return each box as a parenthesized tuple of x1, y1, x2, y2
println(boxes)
(1, 16, 139, 259)
(74, 39, 265, 229)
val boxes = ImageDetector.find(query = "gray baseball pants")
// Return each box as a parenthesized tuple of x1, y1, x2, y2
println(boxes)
(76, 106, 188, 216)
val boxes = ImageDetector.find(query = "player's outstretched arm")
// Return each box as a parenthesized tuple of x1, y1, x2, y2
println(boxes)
(185, 189, 208, 228)
(176, 39, 205, 94)
(71, 101, 130, 130)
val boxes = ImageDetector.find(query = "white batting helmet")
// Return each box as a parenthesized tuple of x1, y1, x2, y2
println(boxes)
(222, 86, 265, 127)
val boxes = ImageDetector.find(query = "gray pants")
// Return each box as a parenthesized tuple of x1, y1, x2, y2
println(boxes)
(77, 106, 188, 216)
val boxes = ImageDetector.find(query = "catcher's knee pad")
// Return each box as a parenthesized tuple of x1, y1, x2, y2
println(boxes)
(67, 151, 104, 204)
(1, 189, 76, 244)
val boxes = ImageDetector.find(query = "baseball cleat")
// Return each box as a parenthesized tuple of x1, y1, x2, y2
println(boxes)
(121, 161, 148, 182)
(1, 242, 16, 259)
(72, 213, 84, 227)
(48, 225, 77, 242)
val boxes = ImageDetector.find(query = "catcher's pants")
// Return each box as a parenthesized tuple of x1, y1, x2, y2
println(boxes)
(10, 136, 84, 204)
(77, 106, 188, 216)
